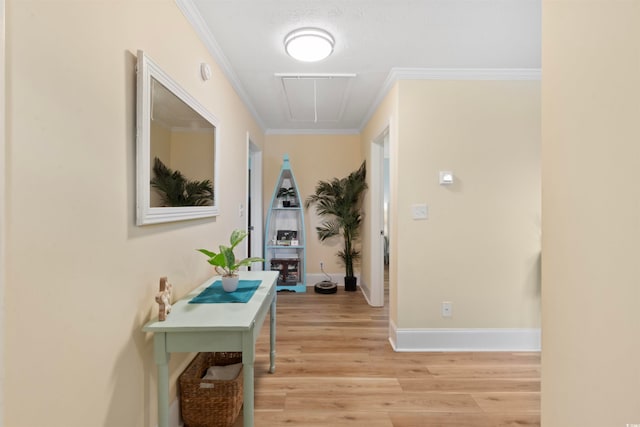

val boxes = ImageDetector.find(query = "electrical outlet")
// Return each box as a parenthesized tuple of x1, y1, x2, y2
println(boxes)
(442, 301, 452, 317)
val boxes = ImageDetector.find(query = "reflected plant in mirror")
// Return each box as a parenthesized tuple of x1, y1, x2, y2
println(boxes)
(150, 157, 213, 207)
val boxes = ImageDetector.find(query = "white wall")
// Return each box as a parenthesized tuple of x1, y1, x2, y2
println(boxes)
(4, 1, 262, 426)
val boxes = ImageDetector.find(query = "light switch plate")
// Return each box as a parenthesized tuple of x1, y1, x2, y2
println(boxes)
(411, 204, 428, 220)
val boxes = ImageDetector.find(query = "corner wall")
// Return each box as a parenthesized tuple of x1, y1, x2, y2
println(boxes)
(4, 1, 262, 426)
(541, 1, 640, 425)
(363, 78, 541, 351)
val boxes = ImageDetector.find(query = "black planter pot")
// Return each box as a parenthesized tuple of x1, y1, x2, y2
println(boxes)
(344, 276, 357, 292)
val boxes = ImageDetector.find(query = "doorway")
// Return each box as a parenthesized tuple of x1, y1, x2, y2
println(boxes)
(247, 135, 263, 270)
(369, 125, 390, 307)
(1, 0, 6, 417)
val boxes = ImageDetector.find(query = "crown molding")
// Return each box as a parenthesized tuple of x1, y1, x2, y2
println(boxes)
(265, 128, 361, 136)
(175, 0, 266, 131)
(359, 67, 542, 131)
(390, 67, 542, 81)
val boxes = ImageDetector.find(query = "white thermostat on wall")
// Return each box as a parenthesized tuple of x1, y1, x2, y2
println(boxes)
(439, 171, 454, 185)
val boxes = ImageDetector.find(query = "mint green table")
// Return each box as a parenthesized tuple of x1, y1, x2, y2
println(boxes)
(143, 271, 278, 427)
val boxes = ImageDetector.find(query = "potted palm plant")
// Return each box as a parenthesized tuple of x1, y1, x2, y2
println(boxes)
(150, 157, 213, 206)
(305, 162, 367, 291)
(197, 229, 264, 292)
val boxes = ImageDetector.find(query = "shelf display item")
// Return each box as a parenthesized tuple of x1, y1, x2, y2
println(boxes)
(264, 154, 306, 292)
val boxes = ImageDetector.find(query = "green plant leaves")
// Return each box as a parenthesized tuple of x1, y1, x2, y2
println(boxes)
(305, 161, 367, 278)
(197, 229, 264, 276)
(150, 157, 213, 207)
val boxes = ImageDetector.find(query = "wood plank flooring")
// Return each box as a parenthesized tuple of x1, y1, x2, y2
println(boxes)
(232, 289, 540, 426)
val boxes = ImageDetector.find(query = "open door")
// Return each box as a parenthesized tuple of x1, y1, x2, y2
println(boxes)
(247, 134, 263, 270)
(368, 127, 389, 307)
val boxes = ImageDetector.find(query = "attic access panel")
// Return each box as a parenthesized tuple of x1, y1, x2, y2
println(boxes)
(278, 74, 355, 123)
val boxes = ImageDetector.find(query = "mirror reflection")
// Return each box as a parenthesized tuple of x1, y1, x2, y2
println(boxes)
(149, 78, 215, 208)
(136, 50, 219, 225)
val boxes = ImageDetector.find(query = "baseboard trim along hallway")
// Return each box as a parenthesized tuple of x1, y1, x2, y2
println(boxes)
(389, 321, 541, 352)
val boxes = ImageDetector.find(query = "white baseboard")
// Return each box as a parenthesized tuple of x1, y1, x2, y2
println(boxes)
(389, 320, 541, 352)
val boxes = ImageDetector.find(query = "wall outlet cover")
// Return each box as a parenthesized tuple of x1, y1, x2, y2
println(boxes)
(411, 204, 428, 220)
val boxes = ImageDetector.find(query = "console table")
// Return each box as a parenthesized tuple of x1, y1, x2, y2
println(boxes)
(143, 271, 278, 427)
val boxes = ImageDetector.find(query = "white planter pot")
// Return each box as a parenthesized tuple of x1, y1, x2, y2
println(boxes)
(221, 275, 239, 292)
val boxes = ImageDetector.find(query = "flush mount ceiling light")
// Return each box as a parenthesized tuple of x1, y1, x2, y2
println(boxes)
(284, 28, 334, 62)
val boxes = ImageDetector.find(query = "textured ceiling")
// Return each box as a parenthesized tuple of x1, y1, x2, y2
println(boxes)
(179, 0, 541, 133)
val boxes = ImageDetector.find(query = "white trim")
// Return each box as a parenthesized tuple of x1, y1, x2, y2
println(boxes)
(136, 50, 220, 225)
(359, 67, 542, 131)
(389, 321, 541, 352)
(246, 135, 263, 270)
(359, 279, 376, 306)
(265, 128, 360, 136)
(367, 127, 387, 308)
(1, 0, 6, 422)
(389, 67, 542, 81)
(175, 0, 266, 131)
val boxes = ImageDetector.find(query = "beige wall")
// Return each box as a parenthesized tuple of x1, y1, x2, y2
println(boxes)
(363, 79, 541, 330)
(264, 134, 363, 277)
(171, 129, 215, 184)
(4, 1, 262, 426)
(541, 1, 640, 425)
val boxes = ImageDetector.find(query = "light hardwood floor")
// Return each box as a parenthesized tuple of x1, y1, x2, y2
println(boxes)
(233, 288, 540, 426)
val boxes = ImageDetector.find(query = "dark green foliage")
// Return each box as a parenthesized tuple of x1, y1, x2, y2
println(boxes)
(150, 157, 213, 207)
(305, 162, 367, 278)
(277, 187, 295, 198)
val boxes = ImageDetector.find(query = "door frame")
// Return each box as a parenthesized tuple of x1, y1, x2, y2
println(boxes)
(1, 0, 7, 421)
(368, 124, 390, 307)
(246, 133, 263, 270)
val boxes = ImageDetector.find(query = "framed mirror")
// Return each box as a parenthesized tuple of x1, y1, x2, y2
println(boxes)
(136, 50, 219, 225)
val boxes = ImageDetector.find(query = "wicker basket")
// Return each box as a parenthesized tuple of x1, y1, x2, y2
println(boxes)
(179, 352, 244, 427)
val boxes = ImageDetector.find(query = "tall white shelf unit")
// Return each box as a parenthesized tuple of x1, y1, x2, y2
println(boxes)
(264, 154, 306, 292)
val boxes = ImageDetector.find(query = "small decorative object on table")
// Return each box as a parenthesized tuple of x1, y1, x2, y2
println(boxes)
(155, 277, 173, 321)
(197, 229, 264, 292)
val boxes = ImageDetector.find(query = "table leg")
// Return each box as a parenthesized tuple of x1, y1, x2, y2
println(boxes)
(242, 333, 255, 427)
(154, 334, 170, 427)
(269, 294, 276, 374)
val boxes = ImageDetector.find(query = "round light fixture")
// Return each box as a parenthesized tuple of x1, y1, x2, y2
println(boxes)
(284, 28, 334, 62)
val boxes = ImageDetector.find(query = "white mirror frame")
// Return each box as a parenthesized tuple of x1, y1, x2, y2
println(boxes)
(136, 50, 219, 225)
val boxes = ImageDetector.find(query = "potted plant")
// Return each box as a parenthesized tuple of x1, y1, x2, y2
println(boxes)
(197, 229, 264, 292)
(305, 162, 367, 291)
(277, 186, 296, 207)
